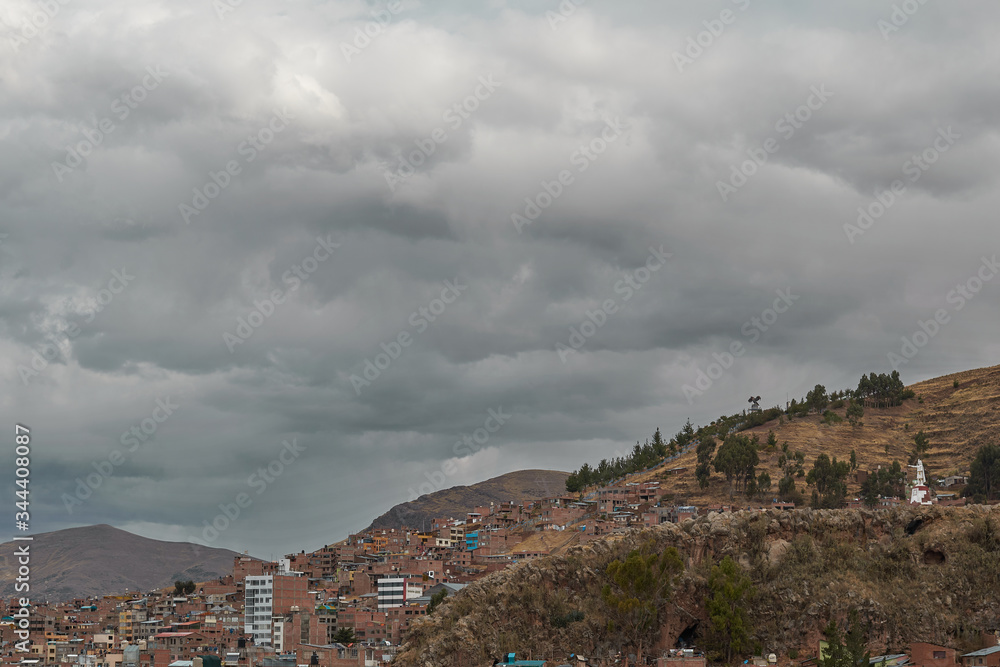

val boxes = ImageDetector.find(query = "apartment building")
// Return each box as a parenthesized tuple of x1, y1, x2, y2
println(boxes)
(375, 577, 423, 611)
(244, 566, 314, 647)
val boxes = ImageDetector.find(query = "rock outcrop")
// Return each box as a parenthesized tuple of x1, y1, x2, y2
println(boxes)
(395, 506, 1000, 667)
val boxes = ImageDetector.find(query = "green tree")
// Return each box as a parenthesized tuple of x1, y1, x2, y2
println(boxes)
(911, 430, 931, 463)
(428, 588, 449, 613)
(777, 474, 803, 504)
(565, 472, 581, 493)
(333, 627, 356, 644)
(174, 580, 195, 595)
(806, 384, 829, 413)
(652, 427, 668, 457)
(713, 434, 759, 496)
(696, 435, 717, 489)
(756, 471, 772, 498)
(602, 544, 684, 667)
(778, 475, 794, 496)
(965, 443, 1000, 501)
(704, 556, 755, 664)
(806, 454, 850, 508)
(675, 419, 696, 450)
(823, 410, 843, 425)
(860, 461, 904, 507)
(849, 449, 858, 471)
(820, 609, 870, 667)
(844, 610, 871, 667)
(766, 430, 778, 450)
(846, 401, 864, 427)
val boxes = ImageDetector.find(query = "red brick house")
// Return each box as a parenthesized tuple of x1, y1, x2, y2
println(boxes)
(962, 647, 1000, 667)
(911, 642, 958, 667)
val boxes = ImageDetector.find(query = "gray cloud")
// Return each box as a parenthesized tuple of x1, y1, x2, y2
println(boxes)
(2, 0, 999, 556)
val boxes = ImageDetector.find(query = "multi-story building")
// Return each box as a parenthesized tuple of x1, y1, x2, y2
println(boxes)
(118, 606, 147, 642)
(376, 577, 423, 611)
(244, 576, 275, 645)
(244, 565, 313, 647)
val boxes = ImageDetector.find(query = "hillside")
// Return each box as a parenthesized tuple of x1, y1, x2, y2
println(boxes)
(611, 364, 1000, 507)
(0, 525, 241, 601)
(367, 469, 569, 531)
(396, 505, 1000, 667)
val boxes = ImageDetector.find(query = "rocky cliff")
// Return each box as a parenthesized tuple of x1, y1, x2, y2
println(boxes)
(395, 505, 1000, 667)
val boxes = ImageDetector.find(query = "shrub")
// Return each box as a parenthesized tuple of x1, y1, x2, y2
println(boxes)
(967, 518, 998, 552)
(550, 610, 585, 628)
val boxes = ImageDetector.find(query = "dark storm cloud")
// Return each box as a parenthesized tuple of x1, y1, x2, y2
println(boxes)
(2, 0, 999, 555)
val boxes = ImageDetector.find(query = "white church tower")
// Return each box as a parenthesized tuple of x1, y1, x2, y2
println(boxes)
(908, 459, 932, 505)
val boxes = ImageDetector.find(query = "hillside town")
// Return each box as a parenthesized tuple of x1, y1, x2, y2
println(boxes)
(2, 454, 986, 667)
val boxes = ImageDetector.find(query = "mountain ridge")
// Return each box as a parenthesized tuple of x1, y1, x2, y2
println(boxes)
(366, 469, 570, 532)
(0, 524, 241, 601)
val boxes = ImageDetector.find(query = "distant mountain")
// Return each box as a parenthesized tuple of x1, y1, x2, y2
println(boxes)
(0, 524, 241, 602)
(367, 469, 570, 531)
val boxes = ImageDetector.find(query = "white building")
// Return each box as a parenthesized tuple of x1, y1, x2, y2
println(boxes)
(244, 576, 274, 645)
(909, 459, 932, 505)
(376, 577, 423, 611)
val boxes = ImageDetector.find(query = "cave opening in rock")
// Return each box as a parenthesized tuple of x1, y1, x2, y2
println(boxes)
(923, 549, 946, 564)
(905, 518, 924, 535)
(676, 623, 699, 648)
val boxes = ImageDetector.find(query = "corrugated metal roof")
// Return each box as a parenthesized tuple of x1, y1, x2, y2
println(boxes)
(963, 647, 1000, 658)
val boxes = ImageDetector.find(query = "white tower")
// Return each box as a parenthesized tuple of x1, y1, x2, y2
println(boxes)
(908, 459, 932, 505)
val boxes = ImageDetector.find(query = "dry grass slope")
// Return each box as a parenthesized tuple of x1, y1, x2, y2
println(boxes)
(629, 364, 1000, 506)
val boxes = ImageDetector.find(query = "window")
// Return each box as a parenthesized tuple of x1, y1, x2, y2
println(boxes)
(933, 653, 946, 660)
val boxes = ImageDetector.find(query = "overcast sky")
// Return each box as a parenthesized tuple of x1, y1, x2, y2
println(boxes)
(3, 0, 999, 558)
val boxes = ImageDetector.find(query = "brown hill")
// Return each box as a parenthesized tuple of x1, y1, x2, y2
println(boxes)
(396, 505, 1000, 667)
(621, 364, 1000, 506)
(367, 469, 569, 531)
(0, 524, 241, 602)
